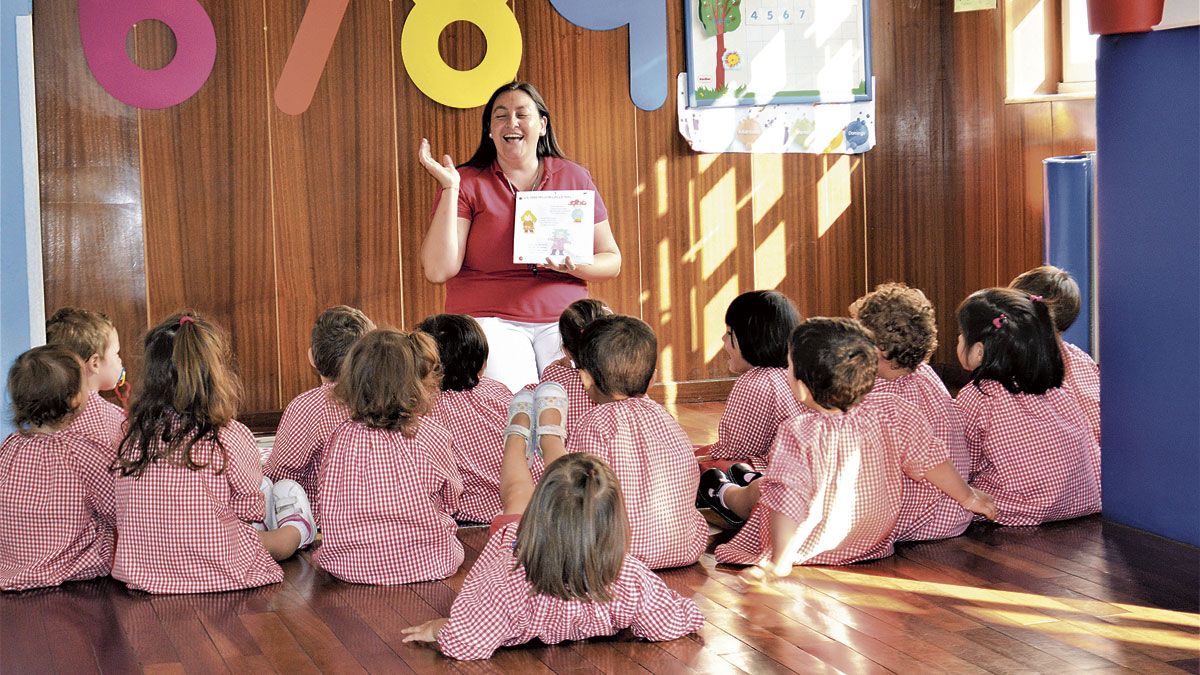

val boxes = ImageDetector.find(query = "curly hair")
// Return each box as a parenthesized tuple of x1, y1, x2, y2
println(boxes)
(789, 318, 877, 412)
(849, 283, 937, 371)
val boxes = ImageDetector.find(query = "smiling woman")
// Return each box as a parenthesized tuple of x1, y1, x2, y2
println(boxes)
(418, 82, 622, 392)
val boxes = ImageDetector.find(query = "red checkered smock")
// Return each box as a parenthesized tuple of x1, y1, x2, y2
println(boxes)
(66, 392, 125, 449)
(867, 363, 972, 542)
(0, 431, 116, 591)
(428, 377, 513, 523)
(436, 520, 704, 660)
(315, 418, 464, 584)
(536, 362, 595, 438)
(264, 383, 349, 522)
(708, 367, 804, 471)
(715, 394, 947, 566)
(112, 419, 282, 594)
(1061, 341, 1101, 446)
(567, 397, 707, 569)
(958, 379, 1100, 526)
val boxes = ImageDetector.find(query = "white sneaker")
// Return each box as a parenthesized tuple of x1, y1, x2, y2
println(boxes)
(270, 479, 316, 547)
(259, 476, 275, 530)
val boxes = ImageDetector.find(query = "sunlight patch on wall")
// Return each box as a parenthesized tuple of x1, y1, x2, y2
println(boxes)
(756, 220, 788, 290)
(817, 155, 851, 238)
(703, 275, 740, 362)
(699, 167, 738, 279)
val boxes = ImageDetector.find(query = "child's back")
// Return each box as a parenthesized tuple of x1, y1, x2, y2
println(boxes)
(66, 392, 125, 448)
(315, 417, 464, 583)
(0, 430, 115, 591)
(867, 363, 972, 541)
(1060, 340, 1100, 445)
(709, 366, 802, 471)
(265, 382, 348, 521)
(569, 397, 707, 569)
(436, 519, 703, 660)
(716, 393, 946, 566)
(428, 376, 512, 523)
(958, 379, 1099, 525)
(113, 418, 282, 593)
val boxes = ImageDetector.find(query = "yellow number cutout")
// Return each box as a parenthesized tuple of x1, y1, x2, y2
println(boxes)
(401, 0, 522, 109)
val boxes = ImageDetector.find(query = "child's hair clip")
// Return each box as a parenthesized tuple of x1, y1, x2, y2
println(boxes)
(179, 315, 195, 326)
(1028, 294, 1044, 302)
(992, 313, 1007, 329)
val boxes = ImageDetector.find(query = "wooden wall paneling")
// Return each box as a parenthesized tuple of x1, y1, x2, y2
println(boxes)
(999, 101, 1054, 283)
(137, 1, 280, 412)
(512, 1, 644, 323)
(33, 0, 148, 391)
(265, 0, 402, 403)
(392, 2, 489, 329)
(636, 0, 757, 387)
(865, 0, 962, 366)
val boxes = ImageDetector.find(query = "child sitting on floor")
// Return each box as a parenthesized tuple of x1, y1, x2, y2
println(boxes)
(528, 298, 610, 437)
(315, 329, 464, 584)
(400, 386, 702, 660)
(0, 346, 116, 591)
(851, 283, 973, 542)
(956, 288, 1100, 525)
(112, 312, 315, 594)
(702, 318, 995, 578)
(698, 290, 804, 474)
(548, 315, 707, 570)
(1010, 266, 1100, 445)
(265, 305, 374, 522)
(418, 313, 514, 523)
(46, 307, 126, 447)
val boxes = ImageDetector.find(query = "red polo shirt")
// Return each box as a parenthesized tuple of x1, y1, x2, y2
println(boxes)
(439, 157, 609, 323)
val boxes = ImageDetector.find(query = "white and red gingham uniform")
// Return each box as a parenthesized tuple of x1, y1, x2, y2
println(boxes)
(715, 394, 947, 566)
(708, 367, 804, 471)
(1061, 341, 1101, 447)
(958, 379, 1100, 526)
(428, 377, 513, 523)
(436, 520, 704, 660)
(0, 431, 116, 591)
(264, 383, 348, 522)
(66, 392, 125, 449)
(867, 363, 972, 542)
(567, 397, 707, 569)
(315, 418, 464, 584)
(112, 419, 282, 594)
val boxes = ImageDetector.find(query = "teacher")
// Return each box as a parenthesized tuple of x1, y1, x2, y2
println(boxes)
(418, 82, 622, 392)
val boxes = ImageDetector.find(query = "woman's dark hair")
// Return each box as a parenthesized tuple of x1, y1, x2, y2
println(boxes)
(725, 290, 801, 368)
(8, 345, 83, 431)
(1009, 265, 1081, 333)
(115, 312, 241, 478)
(416, 314, 488, 392)
(575, 315, 657, 397)
(958, 288, 1063, 395)
(515, 453, 628, 602)
(462, 82, 566, 169)
(559, 299, 611, 360)
(849, 283, 938, 371)
(334, 329, 440, 435)
(789, 318, 877, 412)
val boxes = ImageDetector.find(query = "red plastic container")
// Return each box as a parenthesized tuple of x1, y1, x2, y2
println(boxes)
(1086, 0, 1165, 35)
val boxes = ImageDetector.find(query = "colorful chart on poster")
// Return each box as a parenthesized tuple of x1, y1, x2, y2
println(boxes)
(685, 0, 872, 108)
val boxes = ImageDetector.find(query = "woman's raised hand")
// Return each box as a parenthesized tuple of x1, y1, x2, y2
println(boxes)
(418, 138, 460, 189)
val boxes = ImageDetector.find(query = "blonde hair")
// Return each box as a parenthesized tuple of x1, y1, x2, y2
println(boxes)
(46, 307, 114, 361)
(515, 454, 628, 602)
(114, 312, 242, 477)
(334, 329, 440, 435)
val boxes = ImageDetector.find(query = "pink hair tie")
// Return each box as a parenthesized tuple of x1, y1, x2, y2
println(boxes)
(179, 316, 195, 326)
(992, 313, 1007, 329)
(1029, 294, 1044, 302)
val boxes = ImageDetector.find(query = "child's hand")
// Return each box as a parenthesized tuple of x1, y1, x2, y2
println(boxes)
(401, 618, 448, 643)
(961, 487, 998, 521)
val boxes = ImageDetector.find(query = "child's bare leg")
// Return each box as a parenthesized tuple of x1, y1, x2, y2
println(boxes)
(257, 527, 301, 561)
(721, 481, 761, 520)
(537, 406, 566, 465)
(500, 410, 535, 515)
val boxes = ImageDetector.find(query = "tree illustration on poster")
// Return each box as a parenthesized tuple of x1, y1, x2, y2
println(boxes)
(698, 0, 742, 94)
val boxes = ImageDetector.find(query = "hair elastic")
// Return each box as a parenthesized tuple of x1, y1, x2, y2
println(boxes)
(992, 313, 1007, 329)
(1028, 294, 1044, 302)
(179, 316, 195, 326)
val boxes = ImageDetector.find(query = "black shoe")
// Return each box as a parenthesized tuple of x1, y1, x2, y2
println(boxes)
(728, 463, 763, 487)
(698, 468, 744, 525)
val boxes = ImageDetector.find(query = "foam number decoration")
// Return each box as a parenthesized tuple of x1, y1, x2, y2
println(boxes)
(401, 0, 522, 109)
(274, 0, 351, 115)
(78, 0, 217, 109)
(547, 0, 668, 111)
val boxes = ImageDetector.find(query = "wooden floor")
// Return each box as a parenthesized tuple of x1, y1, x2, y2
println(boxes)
(3, 403, 1198, 674)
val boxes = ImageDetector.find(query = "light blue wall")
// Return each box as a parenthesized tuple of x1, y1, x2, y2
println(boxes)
(1, 0, 36, 435)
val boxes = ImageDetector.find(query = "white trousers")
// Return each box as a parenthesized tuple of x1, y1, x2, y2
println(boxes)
(475, 317, 564, 392)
